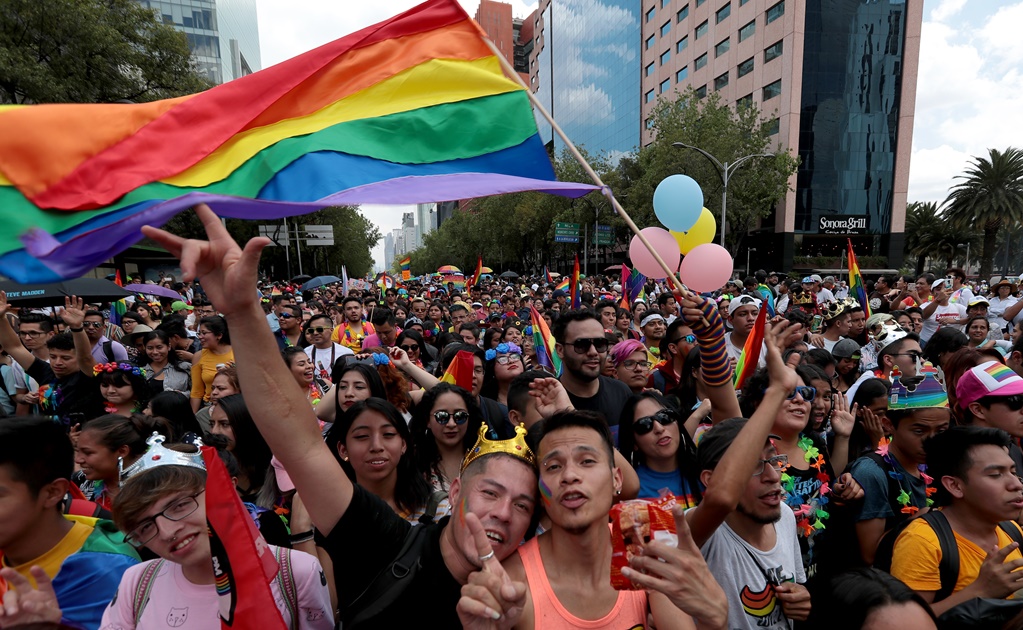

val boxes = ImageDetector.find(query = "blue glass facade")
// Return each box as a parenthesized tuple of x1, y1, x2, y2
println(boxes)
(534, 0, 641, 159)
(795, 0, 908, 235)
(138, 0, 259, 84)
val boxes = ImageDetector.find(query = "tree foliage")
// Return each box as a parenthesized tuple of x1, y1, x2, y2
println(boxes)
(904, 201, 980, 275)
(0, 0, 211, 104)
(942, 147, 1023, 279)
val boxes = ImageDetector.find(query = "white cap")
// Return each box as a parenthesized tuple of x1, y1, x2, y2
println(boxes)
(727, 295, 762, 317)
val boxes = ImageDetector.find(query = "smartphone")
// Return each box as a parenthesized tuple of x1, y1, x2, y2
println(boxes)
(944, 277, 953, 290)
(810, 315, 823, 333)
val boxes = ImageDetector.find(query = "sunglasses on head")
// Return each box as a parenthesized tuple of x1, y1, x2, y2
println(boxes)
(788, 386, 816, 402)
(433, 410, 470, 425)
(568, 337, 609, 353)
(633, 408, 678, 435)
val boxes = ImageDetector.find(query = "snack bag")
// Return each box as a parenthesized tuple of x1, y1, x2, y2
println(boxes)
(610, 493, 678, 590)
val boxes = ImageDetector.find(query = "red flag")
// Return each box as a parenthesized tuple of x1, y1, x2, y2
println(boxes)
(733, 305, 768, 392)
(440, 349, 476, 392)
(200, 447, 287, 630)
(113, 270, 123, 287)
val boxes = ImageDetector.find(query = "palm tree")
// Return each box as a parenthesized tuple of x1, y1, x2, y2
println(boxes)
(904, 201, 939, 274)
(942, 148, 1023, 278)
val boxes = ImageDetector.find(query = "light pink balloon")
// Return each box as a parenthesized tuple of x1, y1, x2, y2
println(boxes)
(629, 227, 681, 279)
(679, 243, 734, 293)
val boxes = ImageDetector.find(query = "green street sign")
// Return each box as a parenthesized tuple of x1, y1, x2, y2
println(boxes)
(555, 222, 580, 229)
(596, 234, 614, 245)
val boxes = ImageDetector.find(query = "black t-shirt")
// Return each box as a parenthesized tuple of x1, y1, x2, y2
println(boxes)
(26, 358, 105, 427)
(564, 376, 633, 445)
(320, 484, 461, 627)
(869, 290, 890, 314)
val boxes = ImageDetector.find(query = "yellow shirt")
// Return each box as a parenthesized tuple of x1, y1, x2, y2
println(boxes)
(891, 514, 1023, 594)
(191, 348, 235, 401)
(4, 519, 91, 583)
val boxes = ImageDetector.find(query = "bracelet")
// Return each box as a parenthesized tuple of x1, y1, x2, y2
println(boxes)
(289, 529, 314, 544)
(69, 327, 84, 332)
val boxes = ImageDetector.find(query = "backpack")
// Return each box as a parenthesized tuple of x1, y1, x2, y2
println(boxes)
(132, 546, 298, 628)
(875, 510, 1023, 628)
(342, 522, 433, 628)
(102, 340, 116, 363)
(0, 363, 11, 417)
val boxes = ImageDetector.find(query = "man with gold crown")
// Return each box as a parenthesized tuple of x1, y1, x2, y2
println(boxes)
(141, 204, 544, 628)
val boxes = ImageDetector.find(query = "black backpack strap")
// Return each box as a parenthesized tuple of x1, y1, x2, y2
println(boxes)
(103, 340, 115, 363)
(861, 451, 905, 531)
(344, 523, 431, 627)
(418, 490, 448, 525)
(922, 510, 960, 603)
(999, 521, 1023, 548)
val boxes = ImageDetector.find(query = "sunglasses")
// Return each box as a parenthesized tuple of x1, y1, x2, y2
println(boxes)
(278, 313, 296, 319)
(788, 386, 816, 402)
(567, 337, 609, 353)
(633, 409, 678, 435)
(672, 334, 697, 345)
(400, 344, 420, 353)
(308, 327, 329, 334)
(982, 395, 1023, 412)
(892, 351, 924, 361)
(82, 321, 104, 328)
(433, 410, 470, 425)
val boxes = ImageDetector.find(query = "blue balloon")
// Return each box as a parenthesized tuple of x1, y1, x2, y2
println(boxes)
(653, 175, 704, 232)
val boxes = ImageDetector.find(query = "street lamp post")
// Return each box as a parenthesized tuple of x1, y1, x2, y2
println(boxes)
(672, 143, 775, 249)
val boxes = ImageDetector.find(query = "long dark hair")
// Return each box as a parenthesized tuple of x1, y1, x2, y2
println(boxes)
(824, 568, 936, 629)
(408, 383, 483, 478)
(83, 413, 172, 456)
(618, 392, 702, 506)
(480, 345, 525, 401)
(199, 315, 230, 346)
(141, 329, 187, 366)
(215, 394, 272, 495)
(325, 398, 430, 515)
(147, 391, 202, 438)
(96, 366, 151, 412)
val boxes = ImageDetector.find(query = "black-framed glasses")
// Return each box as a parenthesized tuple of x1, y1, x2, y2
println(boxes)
(621, 359, 651, 370)
(892, 351, 924, 361)
(308, 327, 329, 334)
(495, 353, 522, 365)
(82, 321, 104, 328)
(788, 386, 816, 402)
(567, 337, 609, 353)
(633, 409, 678, 435)
(672, 334, 697, 345)
(17, 330, 44, 337)
(433, 410, 470, 425)
(400, 344, 420, 353)
(124, 491, 205, 548)
(754, 454, 788, 477)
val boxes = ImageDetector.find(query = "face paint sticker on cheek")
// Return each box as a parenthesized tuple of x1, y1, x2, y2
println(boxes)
(458, 496, 469, 526)
(539, 477, 553, 505)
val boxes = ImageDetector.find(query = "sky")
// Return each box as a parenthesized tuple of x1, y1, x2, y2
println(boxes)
(253, 0, 1023, 270)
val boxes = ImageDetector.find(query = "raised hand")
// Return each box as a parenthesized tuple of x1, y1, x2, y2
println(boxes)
(0, 291, 9, 317)
(388, 346, 412, 369)
(456, 513, 527, 630)
(621, 505, 728, 629)
(0, 566, 63, 625)
(829, 391, 856, 439)
(528, 377, 573, 419)
(764, 320, 801, 394)
(141, 204, 269, 318)
(59, 296, 86, 329)
(860, 407, 886, 448)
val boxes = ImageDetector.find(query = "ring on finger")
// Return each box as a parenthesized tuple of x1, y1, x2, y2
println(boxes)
(479, 551, 495, 563)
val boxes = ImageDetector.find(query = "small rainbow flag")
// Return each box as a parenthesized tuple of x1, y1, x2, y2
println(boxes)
(440, 349, 476, 391)
(544, 266, 554, 285)
(529, 305, 562, 376)
(555, 277, 569, 292)
(619, 264, 646, 310)
(734, 304, 767, 391)
(109, 270, 127, 325)
(847, 239, 871, 317)
(570, 254, 581, 309)
(0, 0, 598, 283)
(376, 273, 395, 291)
(443, 274, 465, 291)
(399, 255, 411, 282)
(469, 255, 482, 288)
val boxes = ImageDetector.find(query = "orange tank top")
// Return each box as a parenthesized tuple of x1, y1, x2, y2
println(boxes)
(518, 537, 647, 629)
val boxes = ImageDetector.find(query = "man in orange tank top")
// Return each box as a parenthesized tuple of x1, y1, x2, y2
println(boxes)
(457, 410, 729, 629)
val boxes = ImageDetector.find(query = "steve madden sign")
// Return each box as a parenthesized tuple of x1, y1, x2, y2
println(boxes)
(818, 215, 868, 234)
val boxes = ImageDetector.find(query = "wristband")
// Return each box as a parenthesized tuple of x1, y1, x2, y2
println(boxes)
(289, 529, 314, 544)
(69, 327, 84, 332)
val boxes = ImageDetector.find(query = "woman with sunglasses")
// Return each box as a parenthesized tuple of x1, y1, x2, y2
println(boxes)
(408, 383, 483, 495)
(608, 339, 652, 394)
(396, 329, 434, 377)
(479, 342, 525, 406)
(618, 392, 702, 505)
(104, 440, 333, 629)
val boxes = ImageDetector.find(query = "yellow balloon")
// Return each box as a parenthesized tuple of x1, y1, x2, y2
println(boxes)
(671, 208, 717, 254)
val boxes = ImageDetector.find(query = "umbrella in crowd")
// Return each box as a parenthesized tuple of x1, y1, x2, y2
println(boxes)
(301, 275, 342, 291)
(437, 265, 461, 274)
(0, 277, 130, 307)
(499, 270, 519, 278)
(122, 283, 181, 300)
(291, 274, 313, 285)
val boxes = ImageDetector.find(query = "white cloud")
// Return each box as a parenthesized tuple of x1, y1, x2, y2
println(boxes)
(929, 0, 966, 22)
(555, 84, 614, 123)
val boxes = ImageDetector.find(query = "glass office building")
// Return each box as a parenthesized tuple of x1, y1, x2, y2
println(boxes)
(138, 0, 260, 84)
(532, 0, 642, 159)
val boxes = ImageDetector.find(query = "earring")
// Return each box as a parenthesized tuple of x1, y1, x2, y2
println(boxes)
(117, 455, 124, 482)
(343, 456, 349, 462)
(615, 488, 622, 496)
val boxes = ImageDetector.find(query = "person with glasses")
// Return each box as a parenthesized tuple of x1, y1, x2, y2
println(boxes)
(409, 383, 483, 496)
(82, 309, 129, 365)
(957, 361, 1023, 474)
(618, 392, 702, 505)
(104, 439, 332, 629)
(303, 313, 353, 383)
(553, 310, 633, 444)
(608, 339, 652, 394)
(650, 319, 697, 395)
(274, 303, 305, 350)
(4, 312, 55, 413)
(480, 342, 525, 406)
(189, 315, 233, 413)
(0, 417, 141, 629)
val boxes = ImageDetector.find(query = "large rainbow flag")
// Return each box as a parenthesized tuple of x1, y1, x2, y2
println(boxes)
(733, 304, 767, 392)
(847, 239, 871, 317)
(619, 264, 646, 310)
(0, 0, 598, 283)
(529, 305, 562, 376)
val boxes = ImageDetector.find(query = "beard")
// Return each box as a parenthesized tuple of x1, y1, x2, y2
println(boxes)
(736, 501, 782, 525)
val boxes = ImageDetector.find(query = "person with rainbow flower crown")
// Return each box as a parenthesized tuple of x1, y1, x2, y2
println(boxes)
(94, 362, 152, 417)
(849, 362, 951, 566)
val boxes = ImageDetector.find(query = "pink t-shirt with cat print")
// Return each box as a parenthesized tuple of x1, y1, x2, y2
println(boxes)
(99, 546, 332, 629)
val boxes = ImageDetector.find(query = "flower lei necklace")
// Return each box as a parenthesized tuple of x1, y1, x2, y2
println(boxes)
(780, 435, 832, 540)
(308, 382, 322, 406)
(876, 436, 935, 515)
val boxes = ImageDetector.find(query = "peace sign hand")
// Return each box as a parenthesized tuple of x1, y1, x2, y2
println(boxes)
(0, 566, 63, 625)
(456, 513, 527, 630)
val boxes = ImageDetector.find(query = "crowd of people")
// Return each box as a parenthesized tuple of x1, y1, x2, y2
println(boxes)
(2, 209, 1023, 628)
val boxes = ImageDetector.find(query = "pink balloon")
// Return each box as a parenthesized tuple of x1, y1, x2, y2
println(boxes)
(629, 227, 681, 279)
(679, 244, 734, 293)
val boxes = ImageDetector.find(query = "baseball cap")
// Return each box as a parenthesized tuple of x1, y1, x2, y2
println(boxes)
(968, 297, 990, 308)
(801, 276, 815, 284)
(831, 338, 862, 360)
(956, 361, 1023, 410)
(698, 417, 781, 472)
(552, 289, 566, 298)
(640, 313, 665, 328)
(727, 295, 762, 317)
(931, 278, 947, 291)
(170, 300, 191, 313)
(810, 274, 823, 283)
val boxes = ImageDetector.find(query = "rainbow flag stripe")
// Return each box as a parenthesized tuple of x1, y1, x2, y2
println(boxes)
(0, 0, 597, 283)
(733, 303, 766, 391)
(570, 255, 581, 309)
(555, 278, 569, 292)
(847, 239, 871, 317)
(399, 255, 411, 281)
(530, 305, 562, 376)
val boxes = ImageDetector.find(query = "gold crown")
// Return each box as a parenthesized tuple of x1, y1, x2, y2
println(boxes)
(822, 300, 847, 321)
(460, 423, 536, 472)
